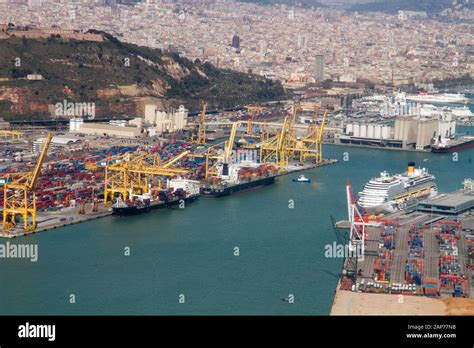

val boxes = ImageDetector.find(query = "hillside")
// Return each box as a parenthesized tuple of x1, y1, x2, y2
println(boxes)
(0, 32, 285, 120)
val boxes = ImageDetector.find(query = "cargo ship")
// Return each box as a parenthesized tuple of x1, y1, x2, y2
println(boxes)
(431, 136, 474, 153)
(113, 179, 199, 216)
(200, 162, 278, 197)
(358, 162, 437, 213)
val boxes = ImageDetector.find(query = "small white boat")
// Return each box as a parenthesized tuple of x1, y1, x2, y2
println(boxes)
(293, 174, 311, 183)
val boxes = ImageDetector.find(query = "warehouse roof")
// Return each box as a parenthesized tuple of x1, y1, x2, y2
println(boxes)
(36, 136, 81, 145)
(418, 189, 474, 215)
(79, 123, 140, 133)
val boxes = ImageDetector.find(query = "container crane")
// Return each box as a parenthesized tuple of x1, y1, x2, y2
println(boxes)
(202, 123, 238, 180)
(0, 130, 24, 141)
(257, 116, 290, 169)
(2, 132, 53, 232)
(298, 111, 327, 163)
(204, 142, 225, 179)
(192, 101, 207, 145)
(224, 122, 238, 164)
(104, 151, 190, 205)
(244, 105, 266, 134)
(317, 111, 327, 163)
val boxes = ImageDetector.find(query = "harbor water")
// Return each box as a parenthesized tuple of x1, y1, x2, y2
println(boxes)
(0, 135, 472, 315)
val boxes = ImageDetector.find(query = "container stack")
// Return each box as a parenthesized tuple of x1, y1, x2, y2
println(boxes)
(408, 228, 424, 259)
(339, 276, 353, 291)
(404, 226, 425, 286)
(437, 222, 465, 296)
(423, 276, 439, 297)
(438, 220, 461, 238)
(0, 145, 141, 212)
(405, 259, 424, 285)
(466, 235, 474, 273)
(439, 255, 462, 280)
(439, 254, 466, 296)
(381, 225, 396, 250)
(374, 249, 392, 282)
(438, 233, 457, 256)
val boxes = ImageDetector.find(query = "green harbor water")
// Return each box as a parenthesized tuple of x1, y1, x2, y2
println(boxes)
(0, 139, 472, 315)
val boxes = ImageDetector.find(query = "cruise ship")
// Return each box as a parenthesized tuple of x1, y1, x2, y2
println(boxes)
(406, 92, 469, 105)
(358, 163, 437, 213)
(451, 105, 474, 118)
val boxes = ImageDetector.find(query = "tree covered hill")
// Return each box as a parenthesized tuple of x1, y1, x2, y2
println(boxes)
(0, 32, 285, 120)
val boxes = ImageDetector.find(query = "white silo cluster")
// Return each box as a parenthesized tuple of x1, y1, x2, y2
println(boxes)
(144, 104, 188, 135)
(345, 123, 391, 140)
(69, 118, 84, 133)
(394, 102, 416, 116)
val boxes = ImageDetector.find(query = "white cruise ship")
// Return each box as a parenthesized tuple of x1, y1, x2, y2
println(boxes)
(358, 163, 437, 213)
(406, 92, 469, 105)
(451, 106, 473, 118)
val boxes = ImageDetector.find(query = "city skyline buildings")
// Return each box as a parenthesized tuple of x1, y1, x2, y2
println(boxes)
(0, 0, 472, 89)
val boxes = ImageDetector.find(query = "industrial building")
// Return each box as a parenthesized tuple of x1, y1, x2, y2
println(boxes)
(339, 114, 457, 150)
(417, 185, 474, 216)
(68, 104, 188, 138)
(0, 118, 10, 129)
(339, 123, 403, 148)
(71, 123, 141, 138)
(394, 114, 456, 150)
(33, 136, 82, 153)
(144, 104, 188, 134)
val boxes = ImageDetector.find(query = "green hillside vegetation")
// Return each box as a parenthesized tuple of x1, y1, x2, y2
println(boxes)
(0, 33, 285, 119)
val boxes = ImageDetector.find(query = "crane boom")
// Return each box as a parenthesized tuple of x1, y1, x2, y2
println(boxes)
(27, 132, 53, 190)
(244, 105, 266, 133)
(3, 132, 52, 232)
(318, 112, 327, 143)
(277, 116, 288, 151)
(197, 101, 207, 145)
(225, 122, 238, 163)
(162, 150, 190, 168)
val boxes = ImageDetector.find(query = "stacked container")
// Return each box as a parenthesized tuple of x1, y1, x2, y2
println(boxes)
(381, 225, 396, 250)
(408, 228, 424, 259)
(405, 259, 424, 285)
(423, 276, 439, 297)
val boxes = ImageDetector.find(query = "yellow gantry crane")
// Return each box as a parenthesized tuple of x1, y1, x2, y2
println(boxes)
(203, 121, 239, 179)
(103, 151, 190, 205)
(202, 118, 290, 174)
(291, 111, 328, 163)
(202, 106, 327, 176)
(0, 130, 24, 141)
(192, 101, 208, 145)
(285, 105, 328, 163)
(224, 122, 238, 164)
(244, 105, 266, 134)
(257, 116, 290, 168)
(2, 132, 53, 232)
(316, 111, 327, 163)
(204, 142, 225, 179)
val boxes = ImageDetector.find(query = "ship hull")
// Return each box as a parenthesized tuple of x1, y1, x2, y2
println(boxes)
(431, 140, 474, 153)
(113, 195, 199, 216)
(406, 94, 469, 104)
(359, 203, 395, 215)
(200, 176, 276, 197)
(360, 187, 437, 214)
